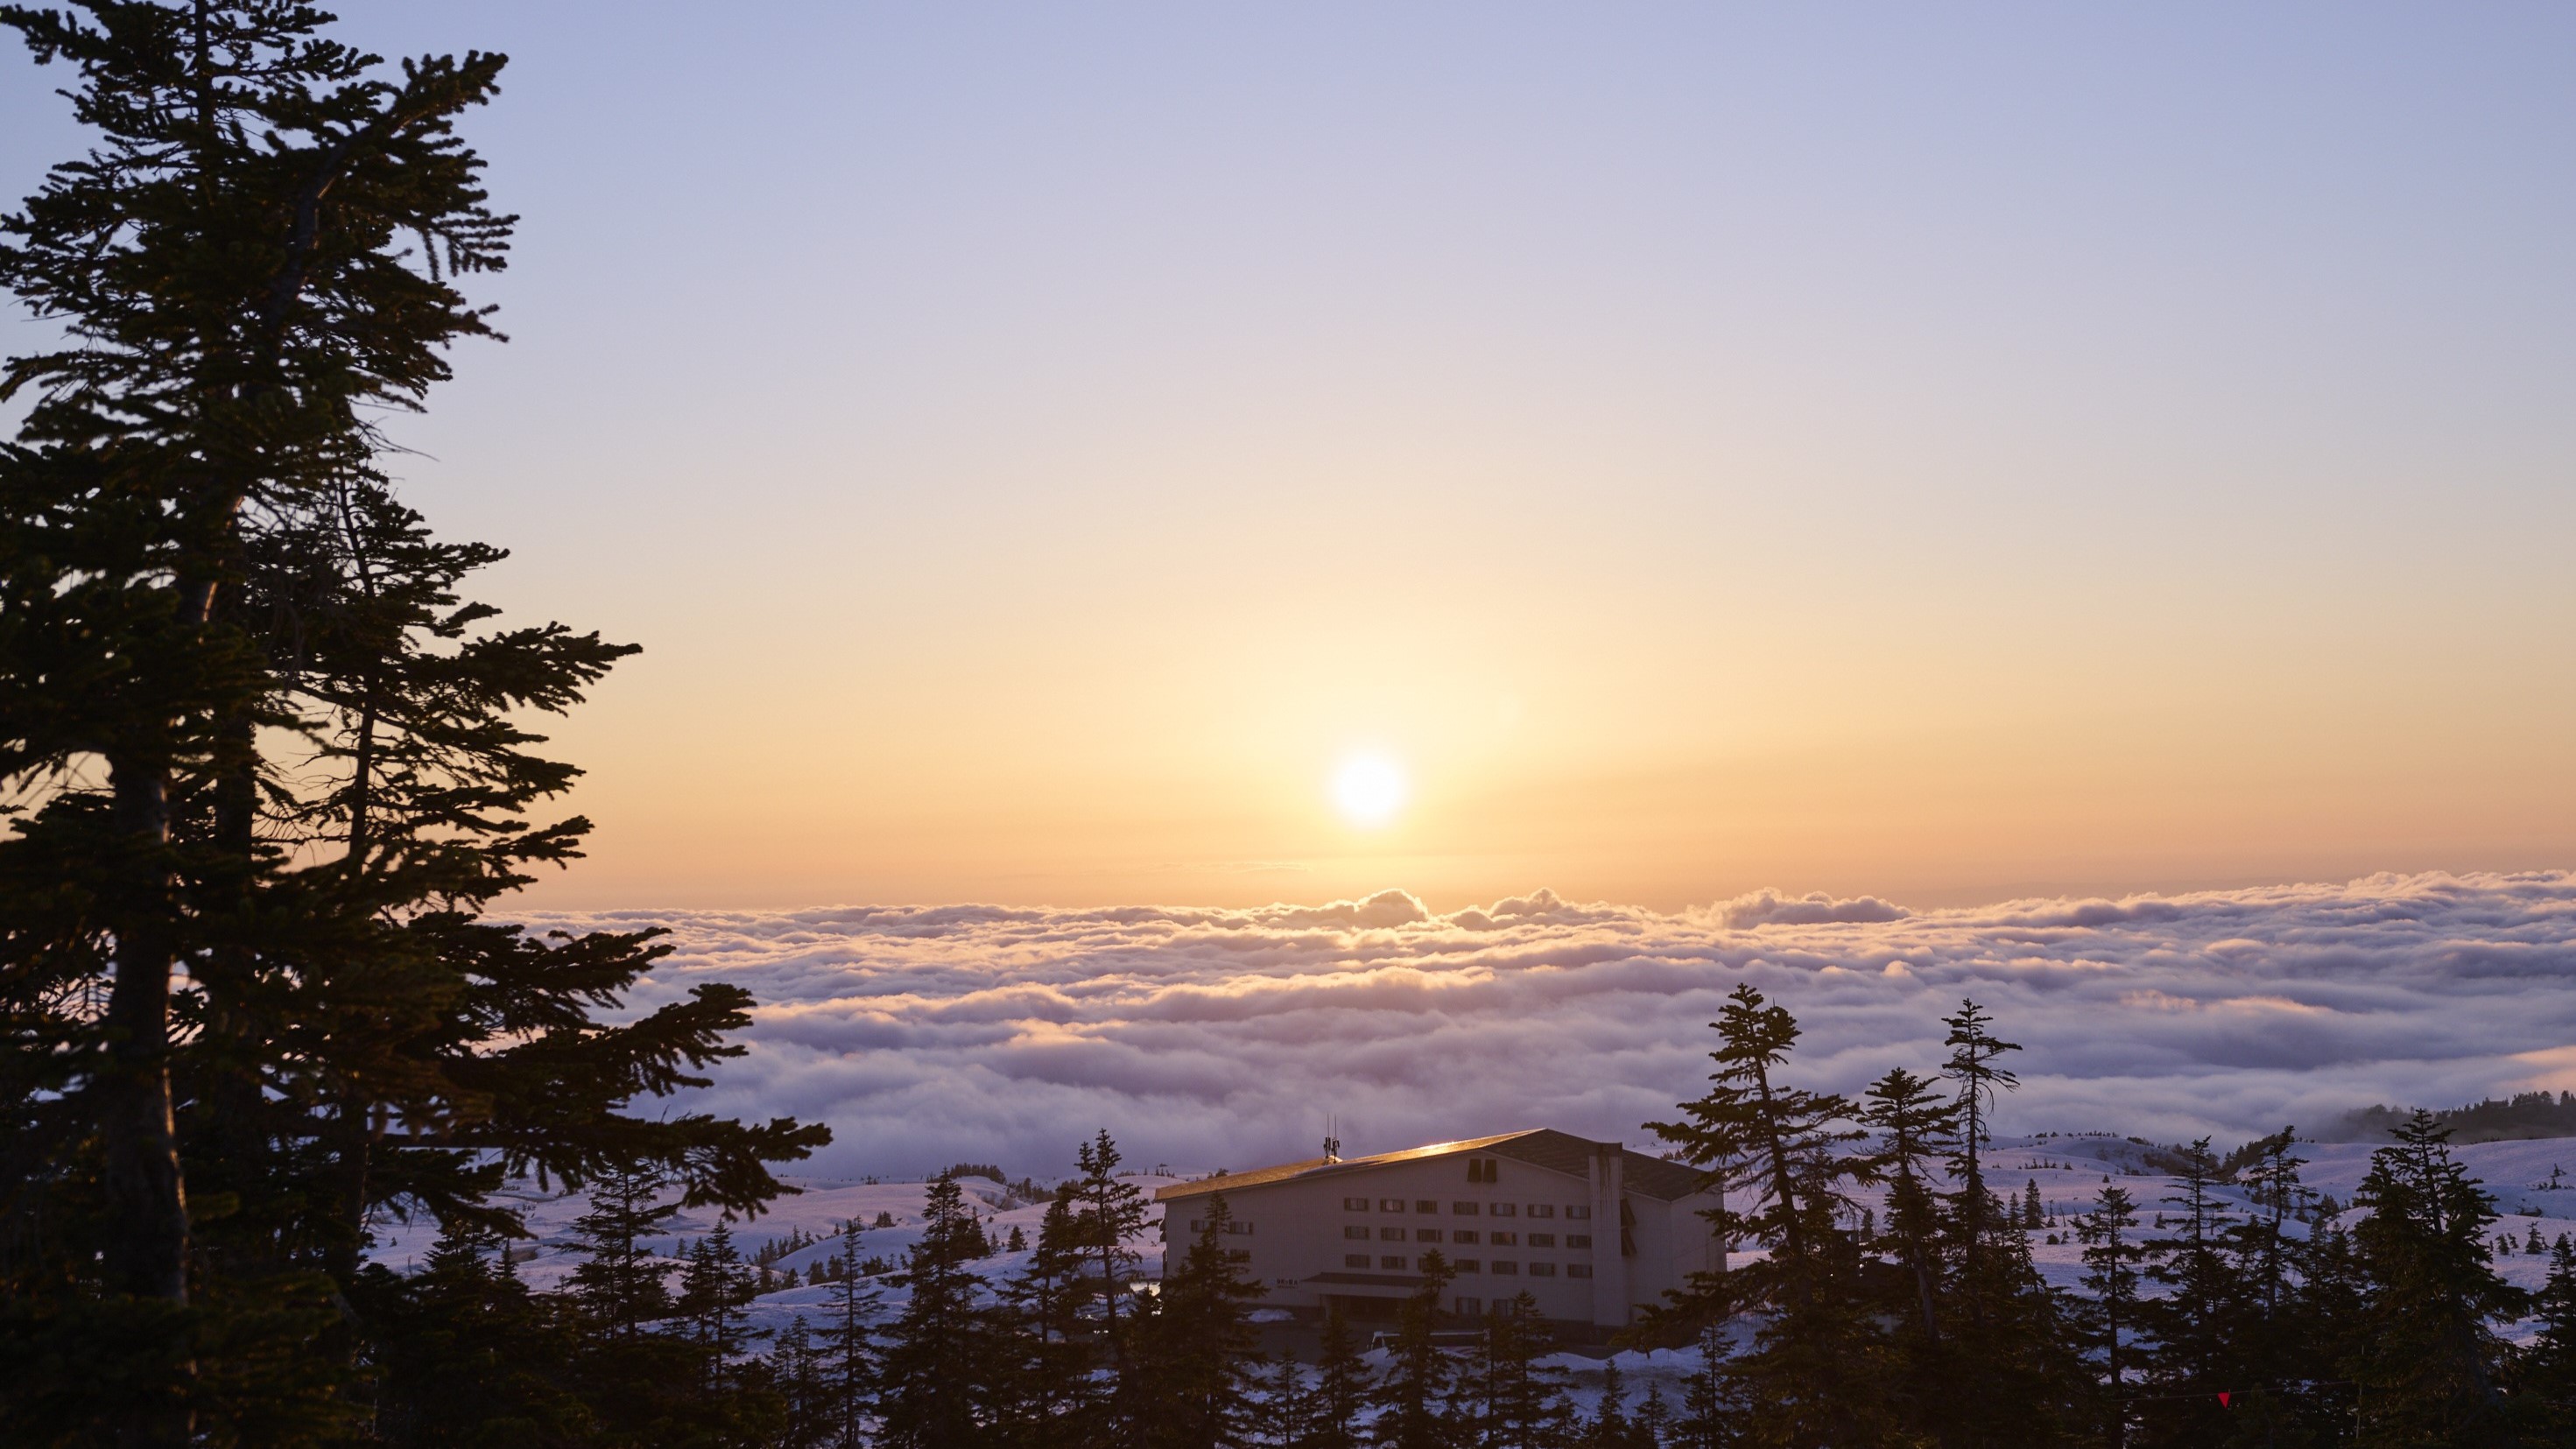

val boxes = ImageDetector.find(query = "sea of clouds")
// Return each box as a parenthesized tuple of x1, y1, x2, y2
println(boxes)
(531, 870, 2576, 1179)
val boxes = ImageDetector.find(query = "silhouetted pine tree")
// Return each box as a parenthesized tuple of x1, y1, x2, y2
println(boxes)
(2134, 1140, 2239, 1448)
(0, 7, 825, 1444)
(1667, 1321, 1749, 1449)
(1860, 1065, 1957, 1435)
(678, 1221, 764, 1390)
(1134, 1192, 1268, 1449)
(1294, 1304, 1372, 1449)
(1940, 999, 2023, 1305)
(567, 1166, 679, 1343)
(1459, 1294, 1566, 1448)
(876, 1172, 997, 1448)
(2073, 1185, 2146, 1447)
(2347, 1112, 2522, 1445)
(819, 1221, 882, 1449)
(1073, 1129, 1152, 1425)
(2512, 1236, 2576, 1439)
(0, 4, 514, 1437)
(1369, 1249, 1461, 1449)
(1633, 1381, 1673, 1449)
(358, 1221, 592, 1446)
(2214, 1129, 2343, 1446)
(775, 1315, 834, 1449)
(1582, 1361, 1636, 1449)
(1645, 983, 1889, 1448)
(1934, 1001, 2087, 1449)
(994, 1185, 1101, 1448)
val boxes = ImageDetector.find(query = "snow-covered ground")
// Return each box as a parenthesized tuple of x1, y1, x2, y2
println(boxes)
(1925, 1134, 2576, 1342)
(366, 1171, 1184, 1340)
(368, 1132, 2576, 1361)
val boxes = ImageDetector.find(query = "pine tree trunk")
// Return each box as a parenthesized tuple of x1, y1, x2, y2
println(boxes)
(102, 755, 196, 1448)
(102, 757, 189, 1300)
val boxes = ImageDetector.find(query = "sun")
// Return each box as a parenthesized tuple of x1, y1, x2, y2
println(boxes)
(1331, 752, 1408, 828)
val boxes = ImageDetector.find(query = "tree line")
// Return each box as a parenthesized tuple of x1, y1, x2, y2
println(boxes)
(350, 1123, 1692, 1449)
(1626, 982, 2576, 1448)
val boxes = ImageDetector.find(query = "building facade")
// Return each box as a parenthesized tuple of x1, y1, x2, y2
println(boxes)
(1153, 1129, 1721, 1330)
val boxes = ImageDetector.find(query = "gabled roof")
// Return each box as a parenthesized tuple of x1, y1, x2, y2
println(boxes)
(1155, 1128, 1711, 1204)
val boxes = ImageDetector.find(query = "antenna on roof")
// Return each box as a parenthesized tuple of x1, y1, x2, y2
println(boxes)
(1323, 1115, 1341, 1164)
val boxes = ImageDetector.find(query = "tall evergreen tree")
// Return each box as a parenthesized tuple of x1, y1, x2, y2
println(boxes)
(2512, 1235, 2576, 1439)
(1370, 1249, 1460, 1449)
(1667, 1320, 1749, 1449)
(2347, 1112, 2521, 1446)
(818, 1220, 881, 1449)
(1581, 1361, 1636, 1449)
(2135, 1140, 2238, 1449)
(1645, 982, 1886, 1449)
(1939, 999, 2021, 1307)
(876, 1172, 996, 1448)
(775, 1315, 834, 1449)
(2074, 1185, 2146, 1449)
(1460, 1294, 1566, 1449)
(1298, 1305, 1372, 1449)
(0, 5, 511, 1436)
(995, 1185, 1101, 1449)
(0, 6, 826, 1443)
(1136, 1192, 1268, 1449)
(1861, 1067, 1953, 1344)
(567, 1165, 679, 1343)
(1073, 1129, 1151, 1395)
(678, 1221, 763, 1390)
(358, 1220, 592, 1447)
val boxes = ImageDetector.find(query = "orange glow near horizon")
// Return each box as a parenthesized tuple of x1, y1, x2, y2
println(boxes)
(150, 5, 2570, 914)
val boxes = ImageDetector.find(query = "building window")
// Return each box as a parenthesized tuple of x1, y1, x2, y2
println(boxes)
(1415, 1228, 1442, 1243)
(1566, 1205, 1592, 1220)
(1489, 1231, 1517, 1247)
(1451, 1201, 1479, 1215)
(1452, 1230, 1480, 1245)
(1346, 1254, 1370, 1269)
(1490, 1203, 1516, 1218)
(1380, 1227, 1404, 1241)
(1223, 1249, 1251, 1264)
(1567, 1263, 1594, 1279)
(1528, 1204, 1556, 1219)
(1529, 1262, 1558, 1277)
(1344, 1226, 1370, 1241)
(1467, 1157, 1498, 1183)
(1344, 1197, 1370, 1212)
(1455, 1296, 1482, 1315)
(1567, 1234, 1592, 1249)
(1491, 1260, 1518, 1275)
(1378, 1198, 1406, 1213)
(1529, 1233, 1556, 1249)
(1415, 1199, 1438, 1214)
(1380, 1256, 1408, 1270)
(1453, 1258, 1481, 1273)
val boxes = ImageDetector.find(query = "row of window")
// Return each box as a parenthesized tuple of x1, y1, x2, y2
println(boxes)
(1342, 1197, 1589, 1220)
(1343, 1226, 1591, 1249)
(1186, 1219, 1254, 1234)
(1345, 1254, 1594, 1279)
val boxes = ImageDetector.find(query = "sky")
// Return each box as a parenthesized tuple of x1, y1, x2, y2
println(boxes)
(5, 4, 2573, 911)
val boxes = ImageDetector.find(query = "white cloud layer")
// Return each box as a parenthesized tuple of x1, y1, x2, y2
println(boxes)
(538, 871, 2576, 1178)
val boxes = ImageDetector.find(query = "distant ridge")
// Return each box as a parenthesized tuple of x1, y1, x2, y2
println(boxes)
(2333, 1091, 2576, 1144)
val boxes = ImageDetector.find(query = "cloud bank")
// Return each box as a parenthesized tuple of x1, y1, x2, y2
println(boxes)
(538, 872, 2576, 1178)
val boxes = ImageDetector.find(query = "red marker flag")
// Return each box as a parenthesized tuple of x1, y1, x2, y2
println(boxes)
(2217, 1392, 2232, 1408)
